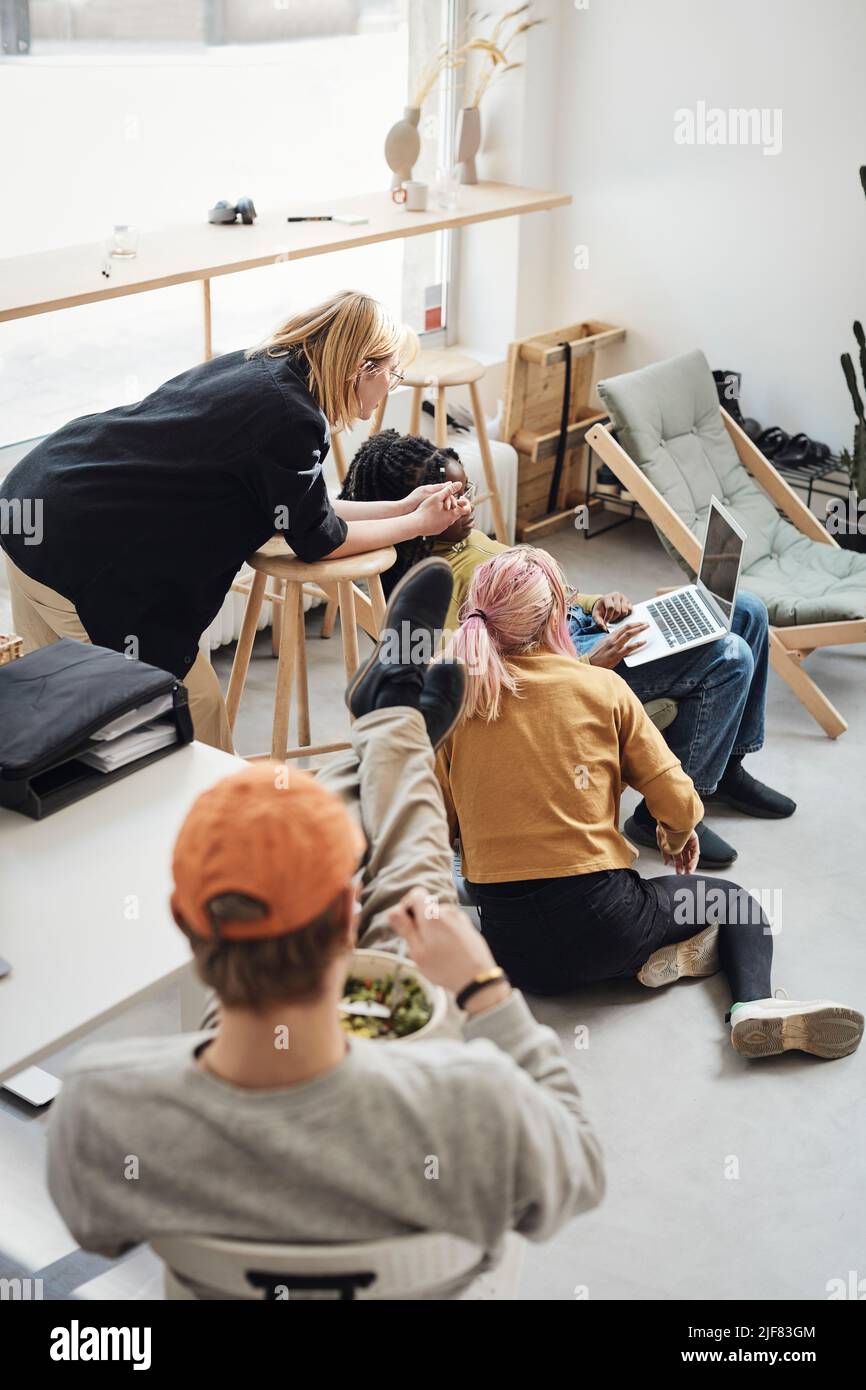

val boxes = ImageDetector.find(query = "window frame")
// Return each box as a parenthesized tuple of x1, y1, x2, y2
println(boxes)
(408, 0, 465, 351)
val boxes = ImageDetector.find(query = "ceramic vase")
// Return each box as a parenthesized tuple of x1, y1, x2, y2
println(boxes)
(455, 106, 481, 184)
(384, 106, 421, 189)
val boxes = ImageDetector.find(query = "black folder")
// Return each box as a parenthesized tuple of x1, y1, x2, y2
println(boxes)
(0, 639, 194, 819)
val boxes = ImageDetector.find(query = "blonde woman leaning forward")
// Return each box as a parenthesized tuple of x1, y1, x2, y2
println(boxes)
(436, 546, 863, 1063)
(0, 291, 469, 751)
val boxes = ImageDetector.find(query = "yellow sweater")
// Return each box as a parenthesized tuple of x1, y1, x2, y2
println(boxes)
(431, 531, 600, 641)
(435, 651, 703, 884)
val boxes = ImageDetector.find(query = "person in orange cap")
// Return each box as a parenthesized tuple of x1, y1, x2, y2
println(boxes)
(46, 558, 604, 1292)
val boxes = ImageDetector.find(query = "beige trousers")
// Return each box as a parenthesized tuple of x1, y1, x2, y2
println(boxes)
(317, 705, 459, 951)
(313, 705, 464, 1037)
(200, 705, 463, 1037)
(4, 554, 234, 754)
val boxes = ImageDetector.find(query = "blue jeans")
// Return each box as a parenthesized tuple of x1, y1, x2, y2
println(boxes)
(568, 590, 769, 795)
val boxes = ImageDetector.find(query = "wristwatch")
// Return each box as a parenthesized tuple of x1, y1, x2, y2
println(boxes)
(456, 967, 510, 1012)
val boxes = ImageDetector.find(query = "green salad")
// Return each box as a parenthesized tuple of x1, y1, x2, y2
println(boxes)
(341, 973, 433, 1039)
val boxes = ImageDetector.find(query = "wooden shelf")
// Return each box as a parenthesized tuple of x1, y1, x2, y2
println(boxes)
(517, 323, 625, 367)
(0, 182, 572, 324)
(513, 409, 608, 463)
(502, 318, 625, 538)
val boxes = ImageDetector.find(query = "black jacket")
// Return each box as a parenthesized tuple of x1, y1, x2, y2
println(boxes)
(0, 348, 347, 678)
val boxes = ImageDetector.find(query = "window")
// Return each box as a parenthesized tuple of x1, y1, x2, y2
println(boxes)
(0, 0, 462, 446)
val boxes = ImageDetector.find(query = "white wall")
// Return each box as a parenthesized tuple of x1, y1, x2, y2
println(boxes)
(545, 0, 866, 451)
(453, 2, 569, 407)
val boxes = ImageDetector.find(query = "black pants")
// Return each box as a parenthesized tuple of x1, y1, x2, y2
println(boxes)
(471, 869, 773, 1003)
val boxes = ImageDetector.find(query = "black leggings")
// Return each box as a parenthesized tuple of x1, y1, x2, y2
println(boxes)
(471, 869, 773, 1003)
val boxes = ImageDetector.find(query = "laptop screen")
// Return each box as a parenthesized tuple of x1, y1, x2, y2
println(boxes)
(698, 501, 744, 621)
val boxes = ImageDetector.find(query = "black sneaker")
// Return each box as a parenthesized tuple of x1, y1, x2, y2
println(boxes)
(622, 812, 660, 855)
(623, 811, 738, 870)
(707, 759, 796, 819)
(346, 558, 459, 746)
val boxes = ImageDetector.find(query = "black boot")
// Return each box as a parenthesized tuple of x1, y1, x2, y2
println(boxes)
(708, 755, 796, 819)
(345, 557, 464, 749)
(712, 369, 762, 441)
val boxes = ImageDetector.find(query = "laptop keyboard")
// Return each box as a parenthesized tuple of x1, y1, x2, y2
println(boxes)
(646, 591, 718, 649)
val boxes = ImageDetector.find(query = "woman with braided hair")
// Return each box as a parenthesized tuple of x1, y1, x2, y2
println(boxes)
(340, 430, 456, 595)
(341, 429, 603, 636)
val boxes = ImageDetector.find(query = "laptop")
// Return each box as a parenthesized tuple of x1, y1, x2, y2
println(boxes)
(609, 496, 746, 668)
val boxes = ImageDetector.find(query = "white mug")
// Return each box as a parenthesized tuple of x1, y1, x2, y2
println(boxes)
(403, 180, 428, 212)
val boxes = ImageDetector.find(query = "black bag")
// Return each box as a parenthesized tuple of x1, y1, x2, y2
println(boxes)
(0, 639, 193, 819)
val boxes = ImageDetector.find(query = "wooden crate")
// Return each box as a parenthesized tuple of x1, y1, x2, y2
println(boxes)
(0, 633, 23, 665)
(501, 320, 625, 539)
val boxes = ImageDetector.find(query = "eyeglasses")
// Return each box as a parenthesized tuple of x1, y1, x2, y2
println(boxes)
(432, 455, 476, 502)
(360, 361, 405, 392)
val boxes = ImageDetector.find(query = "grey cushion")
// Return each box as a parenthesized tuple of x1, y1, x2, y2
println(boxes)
(597, 349, 866, 626)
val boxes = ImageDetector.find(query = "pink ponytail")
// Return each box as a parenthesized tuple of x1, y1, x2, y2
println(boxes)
(444, 546, 577, 722)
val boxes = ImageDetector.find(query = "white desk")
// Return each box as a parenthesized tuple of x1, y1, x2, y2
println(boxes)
(0, 741, 242, 1086)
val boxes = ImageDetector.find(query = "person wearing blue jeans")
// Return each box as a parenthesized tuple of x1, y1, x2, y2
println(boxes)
(568, 589, 795, 868)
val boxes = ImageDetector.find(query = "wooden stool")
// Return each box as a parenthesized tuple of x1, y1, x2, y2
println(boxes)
(226, 539, 396, 761)
(371, 349, 509, 545)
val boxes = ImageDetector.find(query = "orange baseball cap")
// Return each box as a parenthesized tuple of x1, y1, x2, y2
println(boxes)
(170, 762, 366, 941)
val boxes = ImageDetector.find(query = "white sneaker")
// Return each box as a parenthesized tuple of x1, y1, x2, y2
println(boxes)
(637, 924, 719, 988)
(730, 993, 864, 1060)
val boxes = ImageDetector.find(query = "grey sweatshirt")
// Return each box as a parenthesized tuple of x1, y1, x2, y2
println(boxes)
(47, 992, 604, 1266)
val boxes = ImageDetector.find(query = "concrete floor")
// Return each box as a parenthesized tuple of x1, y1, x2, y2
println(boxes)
(2, 515, 865, 1300)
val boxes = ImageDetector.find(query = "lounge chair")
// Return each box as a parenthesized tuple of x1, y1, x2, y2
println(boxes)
(586, 350, 866, 737)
